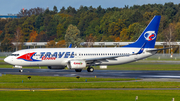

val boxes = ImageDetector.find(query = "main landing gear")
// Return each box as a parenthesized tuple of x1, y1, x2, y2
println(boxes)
(19, 69, 23, 73)
(75, 67, 94, 72)
(87, 67, 94, 72)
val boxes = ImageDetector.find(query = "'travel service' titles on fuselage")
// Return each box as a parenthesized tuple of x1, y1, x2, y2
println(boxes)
(17, 52, 75, 61)
(40, 52, 75, 59)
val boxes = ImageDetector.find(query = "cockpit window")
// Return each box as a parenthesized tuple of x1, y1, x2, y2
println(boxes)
(10, 54, 19, 56)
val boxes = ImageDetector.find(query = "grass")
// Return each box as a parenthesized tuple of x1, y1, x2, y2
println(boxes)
(0, 74, 135, 83)
(1, 57, 180, 100)
(0, 74, 140, 88)
(0, 56, 6, 58)
(1, 75, 180, 88)
(2, 81, 180, 88)
(0, 90, 180, 101)
(0, 64, 48, 69)
(0, 60, 4, 62)
(1, 75, 180, 101)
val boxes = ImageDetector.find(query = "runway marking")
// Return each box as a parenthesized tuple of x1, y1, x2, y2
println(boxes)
(144, 75, 180, 78)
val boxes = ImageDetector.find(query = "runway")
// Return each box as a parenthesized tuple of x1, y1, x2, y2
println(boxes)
(1, 68, 180, 79)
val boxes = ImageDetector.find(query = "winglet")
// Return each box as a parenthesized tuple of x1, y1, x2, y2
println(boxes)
(136, 43, 146, 54)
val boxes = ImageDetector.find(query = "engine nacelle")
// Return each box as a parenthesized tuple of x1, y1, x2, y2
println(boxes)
(47, 66, 65, 69)
(67, 60, 86, 69)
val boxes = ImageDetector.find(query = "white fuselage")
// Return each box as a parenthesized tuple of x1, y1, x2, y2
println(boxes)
(4, 47, 155, 67)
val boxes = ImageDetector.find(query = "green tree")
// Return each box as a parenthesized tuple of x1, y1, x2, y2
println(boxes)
(65, 24, 83, 47)
(53, 6, 58, 13)
(0, 30, 4, 41)
(175, 22, 180, 41)
(34, 31, 47, 42)
(56, 23, 65, 41)
(43, 14, 52, 32)
(120, 28, 128, 41)
(108, 19, 126, 36)
(46, 18, 58, 39)
(60, 6, 66, 13)
(56, 40, 66, 48)
(4, 19, 18, 38)
(35, 13, 44, 32)
(120, 23, 144, 41)
(21, 15, 36, 41)
(46, 40, 56, 48)
(1, 34, 14, 52)
(0, 19, 9, 30)
(13, 27, 23, 51)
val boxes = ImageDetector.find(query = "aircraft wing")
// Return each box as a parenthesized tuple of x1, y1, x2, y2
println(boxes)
(85, 54, 132, 62)
(85, 42, 146, 64)
(85, 54, 131, 63)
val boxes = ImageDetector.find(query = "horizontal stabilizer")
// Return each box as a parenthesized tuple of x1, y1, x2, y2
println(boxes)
(146, 47, 171, 52)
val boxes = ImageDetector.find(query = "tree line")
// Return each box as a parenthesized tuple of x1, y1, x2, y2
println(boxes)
(1, 2, 180, 51)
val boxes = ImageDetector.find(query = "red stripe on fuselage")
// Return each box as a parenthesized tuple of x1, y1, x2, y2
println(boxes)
(17, 52, 36, 61)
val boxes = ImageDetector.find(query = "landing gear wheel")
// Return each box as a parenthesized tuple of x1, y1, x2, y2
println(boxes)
(75, 69, 82, 72)
(19, 69, 23, 73)
(87, 67, 94, 72)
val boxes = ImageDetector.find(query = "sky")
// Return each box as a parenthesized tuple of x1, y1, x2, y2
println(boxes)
(0, 0, 180, 15)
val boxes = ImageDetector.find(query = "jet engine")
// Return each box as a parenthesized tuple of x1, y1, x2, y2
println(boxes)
(47, 66, 65, 69)
(67, 60, 86, 69)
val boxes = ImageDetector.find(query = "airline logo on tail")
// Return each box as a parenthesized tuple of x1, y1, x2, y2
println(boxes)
(144, 31, 156, 41)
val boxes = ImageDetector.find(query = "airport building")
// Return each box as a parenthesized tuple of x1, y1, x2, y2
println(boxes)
(0, 15, 22, 19)
(8, 41, 180, 47)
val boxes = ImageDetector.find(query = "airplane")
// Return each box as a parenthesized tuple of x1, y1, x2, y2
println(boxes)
(4, 15, 162, 73)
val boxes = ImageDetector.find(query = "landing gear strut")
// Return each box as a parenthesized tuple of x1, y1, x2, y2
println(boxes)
(87, 67, 94, 72)
(19, 69, 23, 73)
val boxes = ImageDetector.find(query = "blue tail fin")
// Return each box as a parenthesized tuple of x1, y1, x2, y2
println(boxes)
(123, 15, 161, 48)
(68, 44, 72, 48)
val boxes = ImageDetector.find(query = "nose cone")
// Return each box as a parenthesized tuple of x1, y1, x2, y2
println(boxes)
(4, 57, 10, 64)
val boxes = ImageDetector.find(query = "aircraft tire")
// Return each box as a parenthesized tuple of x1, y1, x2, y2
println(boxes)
(19, 69, 23, 73)
(87, 67, 94, 72)
(75, 69, 82, 72)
